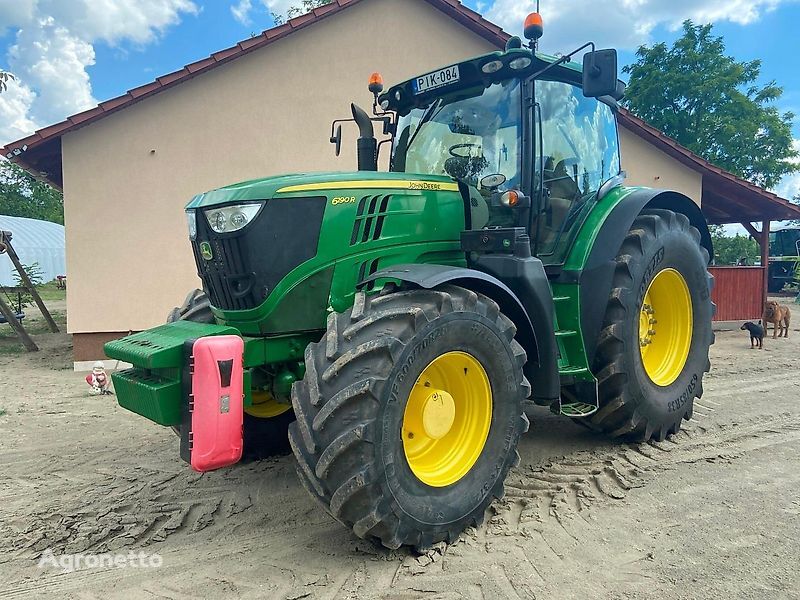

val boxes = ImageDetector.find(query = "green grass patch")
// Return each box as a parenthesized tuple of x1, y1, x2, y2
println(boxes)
(32, 281, 66, 303)
(0, 409, 6, 417)
(0, 305, 68, 355)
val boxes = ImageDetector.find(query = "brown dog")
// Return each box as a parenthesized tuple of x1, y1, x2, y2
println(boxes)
(763, 300, 792, 338)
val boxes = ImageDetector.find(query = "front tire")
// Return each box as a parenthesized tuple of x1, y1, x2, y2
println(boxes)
(289, 285, 530, 550)
(589, 209, 714, 441)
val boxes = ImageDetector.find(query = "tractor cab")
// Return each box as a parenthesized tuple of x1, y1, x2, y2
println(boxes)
(767, 226, 800, 292)
(338, 20, 624, 267)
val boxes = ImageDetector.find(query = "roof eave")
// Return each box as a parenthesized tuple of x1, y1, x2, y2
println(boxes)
(617, 108, 800, 223)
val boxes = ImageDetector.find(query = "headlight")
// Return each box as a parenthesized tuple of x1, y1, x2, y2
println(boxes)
(186, 210, 197, 240)
(204, 202, 264, 234)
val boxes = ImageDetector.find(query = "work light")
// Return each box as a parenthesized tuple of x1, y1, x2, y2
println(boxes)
(481, 60, 504, 74)
(509, 56, 532, 70)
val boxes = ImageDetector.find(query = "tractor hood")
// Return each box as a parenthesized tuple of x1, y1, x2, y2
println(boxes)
(185, 171, 459, 208)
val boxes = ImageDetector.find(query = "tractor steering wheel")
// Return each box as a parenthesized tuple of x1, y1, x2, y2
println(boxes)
(449, 143, 481, 158)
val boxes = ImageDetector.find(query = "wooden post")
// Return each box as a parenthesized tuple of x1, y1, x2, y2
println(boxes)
(742, 221, 771, 307)
(0, 293, 38, 351)
(761, 221, 770, 307)
(0, 231, 59, 333)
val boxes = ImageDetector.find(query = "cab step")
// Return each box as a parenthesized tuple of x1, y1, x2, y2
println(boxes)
(559, 402, 598, 417)
(558, 366, 590, 376)
(554, 330, 578, 338)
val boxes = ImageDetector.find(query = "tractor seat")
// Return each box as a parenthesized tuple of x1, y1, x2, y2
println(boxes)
(547, 159, 580, 201)
(534, 158, 579, 251)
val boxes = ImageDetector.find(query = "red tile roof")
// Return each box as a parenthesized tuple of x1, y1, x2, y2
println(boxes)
(1, 0, 510, 182)
(617, 108, 800, 223)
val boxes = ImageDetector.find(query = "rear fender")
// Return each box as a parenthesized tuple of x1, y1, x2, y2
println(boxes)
(360, 263, 561, 403)
(566, 188, 712, 368)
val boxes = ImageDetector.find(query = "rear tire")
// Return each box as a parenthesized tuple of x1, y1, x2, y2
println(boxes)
(589, 209, 714, 441)
(168, 289, 292, 459)
(289, 285, 530, 550)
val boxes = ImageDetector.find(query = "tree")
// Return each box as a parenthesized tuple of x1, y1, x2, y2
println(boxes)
(0, 70, 13, 93)
(12, 262, 44, 308)
(0, 161, 64, 224)
(708, 225, 761, 265)
(624, 21, 798, 190)
(271, 0, 332, 25)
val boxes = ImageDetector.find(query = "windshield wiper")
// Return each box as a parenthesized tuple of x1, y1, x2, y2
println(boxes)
(405, 98, 444, 155)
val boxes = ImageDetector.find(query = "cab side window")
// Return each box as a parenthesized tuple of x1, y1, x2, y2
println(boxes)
(534, 80, 620, 261)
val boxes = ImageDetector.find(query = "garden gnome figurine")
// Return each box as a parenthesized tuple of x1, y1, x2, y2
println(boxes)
(86, 361, 113, 395)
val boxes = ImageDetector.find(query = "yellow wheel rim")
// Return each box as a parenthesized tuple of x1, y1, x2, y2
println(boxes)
(639, 268, 693, 387)
(245, 390, 292, 418)
(402, 351, 492, 487)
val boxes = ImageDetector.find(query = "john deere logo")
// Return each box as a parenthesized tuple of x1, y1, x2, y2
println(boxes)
(200, 242, 213, 260)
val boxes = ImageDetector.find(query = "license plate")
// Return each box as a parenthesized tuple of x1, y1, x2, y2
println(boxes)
(412, 65, 460, 95)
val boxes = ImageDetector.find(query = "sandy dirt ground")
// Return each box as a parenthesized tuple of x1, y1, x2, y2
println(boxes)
(1, 301, 799, 599)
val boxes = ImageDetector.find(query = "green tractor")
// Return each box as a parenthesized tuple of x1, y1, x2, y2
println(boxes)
(767, 225, 800, 293)
(106, 15, 714, 550)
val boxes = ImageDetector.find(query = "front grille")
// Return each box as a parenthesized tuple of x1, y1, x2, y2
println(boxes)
(192, 235, 256, 310)
(192, 197, 326, 311)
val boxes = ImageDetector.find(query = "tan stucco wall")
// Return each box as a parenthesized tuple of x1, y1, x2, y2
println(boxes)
(62, 0, 497, 335)
(619, 126, 703, 204)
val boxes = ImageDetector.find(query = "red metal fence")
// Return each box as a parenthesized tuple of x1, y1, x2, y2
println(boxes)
(708, 266, 765, 321)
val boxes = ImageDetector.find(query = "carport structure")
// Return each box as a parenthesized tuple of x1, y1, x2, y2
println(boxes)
(618, 110, 800, 321)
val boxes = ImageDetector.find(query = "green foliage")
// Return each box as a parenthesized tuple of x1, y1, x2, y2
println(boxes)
(11, 262, 44, 309)
(624, 21, 798, 189)
(0, 70, 13, 93)
(709, 226, 761, 266)
(0, 161, 64, 224)
(272, 0, 333, 25)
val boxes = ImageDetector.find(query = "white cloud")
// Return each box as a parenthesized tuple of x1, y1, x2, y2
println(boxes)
(231, 0, 254, 25)
(0, 77, 39, 143)
(486, 0, 791, 55)
(0, 0, 197, 146)
(0, 0, 35, 34)
(43, 0, 198, 45)
(259, 0, 298, 18)
(8, 18, 96, 126)
(228, 0, 298, 25)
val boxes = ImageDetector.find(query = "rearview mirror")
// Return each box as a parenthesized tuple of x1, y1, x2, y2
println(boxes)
(330, 124, 342, 157)
(583, 49, 618, 98)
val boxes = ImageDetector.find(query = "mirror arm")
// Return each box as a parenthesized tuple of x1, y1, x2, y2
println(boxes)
(530, 41, 595, 82)
(330, 117, 354, 141)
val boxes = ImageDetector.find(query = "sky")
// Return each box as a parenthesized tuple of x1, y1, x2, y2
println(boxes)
(0, 0, 799, 205)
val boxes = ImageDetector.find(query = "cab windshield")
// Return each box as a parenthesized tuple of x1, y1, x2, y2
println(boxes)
(391, 80, 522, 193)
